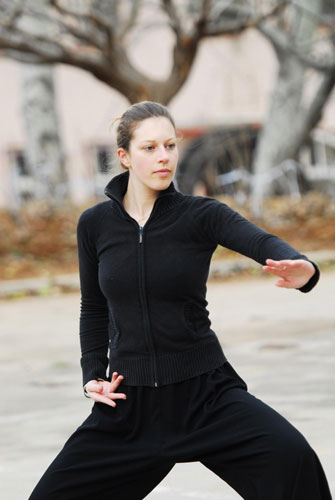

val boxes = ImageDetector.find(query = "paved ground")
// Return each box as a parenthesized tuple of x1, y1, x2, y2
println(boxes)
(0, 271, 334, 499)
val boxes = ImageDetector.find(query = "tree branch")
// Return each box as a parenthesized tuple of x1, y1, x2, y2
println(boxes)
(161, 0, 182, 36)
(301, 70, 335, 136)
(57, 18, 105, 52)
(50, 0, 112, 35)
(196, 0, 212, 37)
(118, 0, 143, 40)
(204, 0, 288, 37)
(20, 1, 113, 58)
(258, 22, 335, 72)
(0, 27, 65, 58)
(0, 0, 333, 109)
(0, 0, 25, 27)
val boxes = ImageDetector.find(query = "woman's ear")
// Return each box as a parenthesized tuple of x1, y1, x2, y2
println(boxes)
(117, 148, 130, 168)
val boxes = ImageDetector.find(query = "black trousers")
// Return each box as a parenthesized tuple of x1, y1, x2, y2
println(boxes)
(28, 361, 332, 500)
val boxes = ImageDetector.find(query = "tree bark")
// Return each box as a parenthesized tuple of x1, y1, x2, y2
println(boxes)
(250, 0, 334, 217)
(21, 63, 66, 200)
(19, 0, 66, 202)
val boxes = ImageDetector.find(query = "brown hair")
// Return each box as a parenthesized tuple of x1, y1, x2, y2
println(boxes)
(111, 101, 178, 171)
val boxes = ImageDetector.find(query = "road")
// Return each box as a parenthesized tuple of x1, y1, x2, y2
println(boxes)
(0, 272, 334, 499)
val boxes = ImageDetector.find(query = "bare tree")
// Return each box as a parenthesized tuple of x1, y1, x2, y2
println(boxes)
(0, 0, 334, 210)
(0, 0, 293, 104)
(250, 0, 335, 216)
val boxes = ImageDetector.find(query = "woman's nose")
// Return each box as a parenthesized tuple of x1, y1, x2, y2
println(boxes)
(157, 145, 169, 162)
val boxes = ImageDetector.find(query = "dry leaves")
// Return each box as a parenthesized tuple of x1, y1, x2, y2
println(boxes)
(0, 193, 334, 280)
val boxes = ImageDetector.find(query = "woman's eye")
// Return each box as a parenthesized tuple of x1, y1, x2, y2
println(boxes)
(144, 143, 175, 151)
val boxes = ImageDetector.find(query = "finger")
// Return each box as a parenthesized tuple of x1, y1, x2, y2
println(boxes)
(265, 259, 294, 270)
(102, 373, 119, 392)
(109, 375, 124, 392)
(262, 266, 288, 278)
(281, 260, 305, 270)
(86, 382, 103, 393)
(109, 374, 118, 387)
(275, 279, 296, 289)
(266, 258, 293, 265)
(90, 393, 117, 407)
(109, 393, 127, 400)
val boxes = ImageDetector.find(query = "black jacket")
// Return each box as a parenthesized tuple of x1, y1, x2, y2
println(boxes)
(76, 170, 319, 388)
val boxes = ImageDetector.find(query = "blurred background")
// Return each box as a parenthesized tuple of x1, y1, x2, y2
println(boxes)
(0, 1, 334, 498)
(0, 0, 334, 284)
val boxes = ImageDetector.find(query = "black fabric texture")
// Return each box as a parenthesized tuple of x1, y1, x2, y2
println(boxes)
(76, 170, 320, 388)
(28, 362, 331, 500)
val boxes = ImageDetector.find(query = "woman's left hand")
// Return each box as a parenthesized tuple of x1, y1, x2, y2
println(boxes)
(262, 259, 315, 289)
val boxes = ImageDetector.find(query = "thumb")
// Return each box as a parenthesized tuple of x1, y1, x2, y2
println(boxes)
(87, 381, 103, 392)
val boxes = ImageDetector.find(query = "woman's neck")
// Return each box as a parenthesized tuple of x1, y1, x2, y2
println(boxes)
(122, 173, 158, 224)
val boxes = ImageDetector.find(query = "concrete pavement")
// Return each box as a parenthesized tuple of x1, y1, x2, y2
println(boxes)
(0, 249, 334, 299)
(0, 271, 334, 499)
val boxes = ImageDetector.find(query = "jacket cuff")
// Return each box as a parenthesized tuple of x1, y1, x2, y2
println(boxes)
(80, 353, 109, 388)
(297, 260, 320, 293)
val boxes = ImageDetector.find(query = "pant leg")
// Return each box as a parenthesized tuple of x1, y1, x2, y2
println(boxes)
(200, 387, 332, 499)
(28, 389, 175, 500)
(197, 363, 333, 500)
(159, 362, 332, 500)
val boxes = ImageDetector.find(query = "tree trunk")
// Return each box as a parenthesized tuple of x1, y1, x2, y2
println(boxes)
(21, 63, 67, 201)
(251, 0, 322, 218)
(19, 0, 66, 203)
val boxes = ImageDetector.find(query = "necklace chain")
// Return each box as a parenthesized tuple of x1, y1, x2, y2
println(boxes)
(123, 199, 152, 224)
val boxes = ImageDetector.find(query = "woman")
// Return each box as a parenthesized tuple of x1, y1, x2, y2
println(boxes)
(29, 101, 332, 499)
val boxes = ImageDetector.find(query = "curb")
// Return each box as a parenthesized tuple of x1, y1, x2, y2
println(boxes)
(0, 250, 334, 299)
(209, 249, 335, 279)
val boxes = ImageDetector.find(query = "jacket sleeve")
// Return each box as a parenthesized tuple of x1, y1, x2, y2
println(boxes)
(200, 199, 320, 293)
(76, 209, 110, 389)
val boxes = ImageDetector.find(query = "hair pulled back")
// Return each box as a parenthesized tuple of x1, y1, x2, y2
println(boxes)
(113, 101, 176, 159)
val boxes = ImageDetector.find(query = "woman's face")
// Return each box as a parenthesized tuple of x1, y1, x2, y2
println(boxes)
(117, 116, 179, 192)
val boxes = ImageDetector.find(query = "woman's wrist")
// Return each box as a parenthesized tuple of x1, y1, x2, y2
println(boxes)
(297, 261, 320, 293)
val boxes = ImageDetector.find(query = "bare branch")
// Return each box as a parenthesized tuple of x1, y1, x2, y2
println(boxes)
(161, 0, 182, 36)
(303, 69, 335, 131)
(49, 0, 116, 57)
(3, 49, 49, 64)
(259, 22, 335, 72)
(0, 0, 333, 109)
(57, 18, 105, 51)
(50, 0, 89, 18)
(291, 0, 335, 27)
(118, 0, 143, 40)
(0, 26, 65, 58)
(196, 0, 212, 37)
(0, 0, 25, 28)
(50, 0, 111, 35)
(204, 0, 288, 37)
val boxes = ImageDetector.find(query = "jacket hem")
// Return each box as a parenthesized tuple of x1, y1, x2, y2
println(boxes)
(109, 336, 227, 387)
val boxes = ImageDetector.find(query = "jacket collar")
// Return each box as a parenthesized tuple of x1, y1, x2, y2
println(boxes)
(104, 169, 178, 207)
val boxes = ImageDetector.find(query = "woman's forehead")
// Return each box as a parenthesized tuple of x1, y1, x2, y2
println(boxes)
(132, 116, 176, 142)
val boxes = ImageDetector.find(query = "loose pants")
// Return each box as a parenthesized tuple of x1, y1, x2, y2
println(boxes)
(28, 361, 332, 499)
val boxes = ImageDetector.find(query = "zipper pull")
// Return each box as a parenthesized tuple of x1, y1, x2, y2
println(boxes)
(139, 226, 143, 243)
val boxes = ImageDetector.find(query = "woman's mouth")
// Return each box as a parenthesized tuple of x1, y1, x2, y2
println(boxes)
(154, 169, 171, 177)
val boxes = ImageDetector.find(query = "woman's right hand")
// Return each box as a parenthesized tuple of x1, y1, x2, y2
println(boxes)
(84, 372, 127, 407)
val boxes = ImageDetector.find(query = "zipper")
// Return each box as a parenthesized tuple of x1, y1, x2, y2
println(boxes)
(105, 189, 177, 388)
(138, 224, 159, 387)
